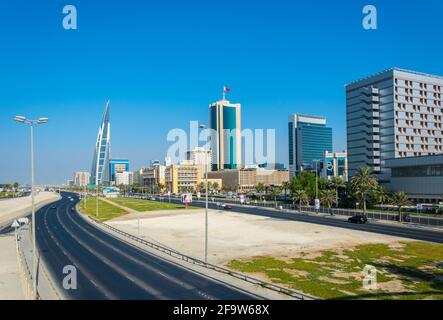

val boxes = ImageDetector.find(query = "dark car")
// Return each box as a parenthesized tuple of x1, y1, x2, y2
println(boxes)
(221, 204, 233, 210)
(51, 205, 57, 209)
(348, 215, 368, 224)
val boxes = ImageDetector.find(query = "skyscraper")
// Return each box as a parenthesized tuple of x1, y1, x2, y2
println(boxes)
(346, 68, 443, 179)
(209, 99, 241, 171)
(288, 114, 333, 178)
(90, 101, 111, 185)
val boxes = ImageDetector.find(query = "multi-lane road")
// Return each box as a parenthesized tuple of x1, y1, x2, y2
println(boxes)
(34, 192, 258, 300)
(150, 196, 443, 244)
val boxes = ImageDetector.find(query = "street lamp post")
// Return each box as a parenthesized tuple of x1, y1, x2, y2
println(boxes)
(96, 185, 99, 218)
(14, 115, 48, 300)
(199, 124, 211, 263)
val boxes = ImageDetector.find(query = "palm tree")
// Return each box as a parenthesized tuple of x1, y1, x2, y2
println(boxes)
(255, 182, 265, 194)
(270, 186, 281, 208)
(390, 192, 412, 222)
(281, 181, 291, 198)
(320, 189, 337, 208)
(351, 167, 378, 216)
(292, 189, 309, 213)
(212, 182, 219, 192)
(157, 183, 165, 194)
(327, 177, 346, 207)
(374, 186, 390, 206)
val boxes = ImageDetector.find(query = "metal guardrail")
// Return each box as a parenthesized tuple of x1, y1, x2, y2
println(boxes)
(16, 230, 37, 300)
(88, 216, 317, 300)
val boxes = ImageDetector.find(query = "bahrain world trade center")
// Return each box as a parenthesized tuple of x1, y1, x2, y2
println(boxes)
(90, 101, 111, 185)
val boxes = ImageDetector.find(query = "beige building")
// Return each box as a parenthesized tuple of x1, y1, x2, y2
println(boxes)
(140, 165, 166, 189)
(74, 171, 91, 187)
(208, 168, 289, 192)
(165, 162, 202, 193)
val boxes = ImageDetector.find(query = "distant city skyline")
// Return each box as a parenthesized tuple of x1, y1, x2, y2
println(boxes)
(2, 1, 443, 184)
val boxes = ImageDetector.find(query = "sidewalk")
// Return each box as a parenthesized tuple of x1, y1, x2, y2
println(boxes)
(17, 225, 62, 300)
(0, 232, 24, 299)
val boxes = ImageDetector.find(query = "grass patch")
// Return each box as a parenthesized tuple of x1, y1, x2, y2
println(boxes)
(107, 197, 197, 212)
(78, 197, 128, 222)
(227, 242, 443, 300)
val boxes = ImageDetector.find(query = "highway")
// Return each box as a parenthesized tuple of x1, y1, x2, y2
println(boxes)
(150, 196, 443, 244)
(35, 192, 258, 300)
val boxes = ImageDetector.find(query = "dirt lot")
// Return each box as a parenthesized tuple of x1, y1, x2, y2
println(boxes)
(107, 208, 410, 265)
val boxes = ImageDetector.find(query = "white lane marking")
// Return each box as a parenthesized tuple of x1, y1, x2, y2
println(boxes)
(66, 208, 217, 300)
(43, 200, 117, 299)
(56, 207, 167, 299)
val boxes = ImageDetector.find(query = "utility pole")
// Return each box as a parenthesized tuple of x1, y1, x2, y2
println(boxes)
(14, 115, 48, 300)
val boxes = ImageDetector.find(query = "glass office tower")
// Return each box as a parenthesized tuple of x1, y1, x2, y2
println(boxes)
(209, 99, 241, 171)
(288, 114, 333, 177)
(90, 101, 111, 185)
(109, 159, 130, 182)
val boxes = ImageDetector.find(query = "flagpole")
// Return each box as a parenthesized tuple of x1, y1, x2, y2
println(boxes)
(222, 87, 225, 101)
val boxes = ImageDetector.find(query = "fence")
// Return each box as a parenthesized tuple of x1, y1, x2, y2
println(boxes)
(89, 216, 317, 300)
(124, 193, 443, 228)
(16, 230, 36, 300)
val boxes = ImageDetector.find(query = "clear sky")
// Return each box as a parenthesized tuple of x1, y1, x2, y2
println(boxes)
(1, 0, 443, 184)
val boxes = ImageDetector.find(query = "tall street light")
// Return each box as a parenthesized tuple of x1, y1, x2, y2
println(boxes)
(199, 124, 211, 263)
(14, 115, 48, 299)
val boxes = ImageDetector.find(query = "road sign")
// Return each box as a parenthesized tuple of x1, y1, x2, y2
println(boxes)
(18, 217, 29, 225)
(182, 193, 192, 206)
(314, 199, 320, 210)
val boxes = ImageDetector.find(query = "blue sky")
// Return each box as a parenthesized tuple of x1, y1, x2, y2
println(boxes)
(1, 0, 443, 184)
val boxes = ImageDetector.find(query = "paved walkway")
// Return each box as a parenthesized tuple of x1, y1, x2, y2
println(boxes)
(0, 232, 24, 299)
(17, 225, 61, 300)
(100, 197, 135, 213)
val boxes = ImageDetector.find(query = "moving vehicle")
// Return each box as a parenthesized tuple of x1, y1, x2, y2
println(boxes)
(348, 215, 368, 224)
(221, 204, 232, 210)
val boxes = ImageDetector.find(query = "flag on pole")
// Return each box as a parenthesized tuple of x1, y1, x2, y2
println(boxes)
(223, 86, 231, 92)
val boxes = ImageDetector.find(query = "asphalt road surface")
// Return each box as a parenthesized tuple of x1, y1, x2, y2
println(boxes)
(152, 196, 443, 244)
(35, 192, 258, 300)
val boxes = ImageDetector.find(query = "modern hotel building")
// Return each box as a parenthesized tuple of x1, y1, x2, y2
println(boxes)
(209, 99, 241, 171)
(346, 68, 443, 180)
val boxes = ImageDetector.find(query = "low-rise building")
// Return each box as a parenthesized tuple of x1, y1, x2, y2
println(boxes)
(140, 164, 166, 189)
(165, 162, 202, 193)
(208, 168, 289, 192)
(385, 154, 443, 203)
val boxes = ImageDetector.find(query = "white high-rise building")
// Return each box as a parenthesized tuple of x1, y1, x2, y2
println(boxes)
(186, 147, 212, 173)
(74, 172, 91, 187)
(346, 68, 443, 180)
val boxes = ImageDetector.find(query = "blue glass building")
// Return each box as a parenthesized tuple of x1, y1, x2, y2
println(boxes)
(109, 159, 130, 182)
(288, 114, 333, 177)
